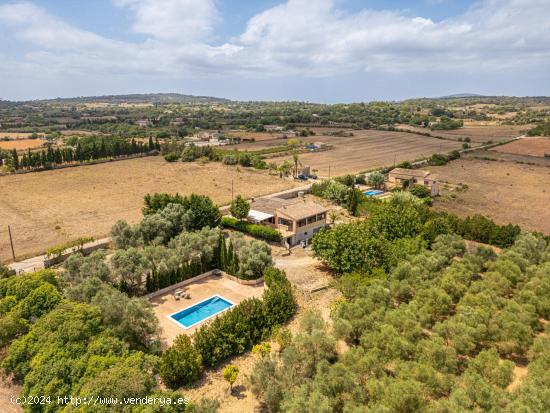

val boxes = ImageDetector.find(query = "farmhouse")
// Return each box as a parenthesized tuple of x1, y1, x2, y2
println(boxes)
(388, 168, 440, 195)
(248, 196, 328, 247)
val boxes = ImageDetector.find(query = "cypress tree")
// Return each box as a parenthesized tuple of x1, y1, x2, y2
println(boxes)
(11, 149, 19, 170)
(76, 142, 82, 161)
(148, 136, 154, 151)
(220, 234, 227, 271)
(145, 272, 153, 293)
(27, 148, 33, 167)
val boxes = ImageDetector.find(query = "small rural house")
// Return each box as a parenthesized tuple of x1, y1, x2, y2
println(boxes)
(388, 168, 440, 196)
(247, 196, 328, 247)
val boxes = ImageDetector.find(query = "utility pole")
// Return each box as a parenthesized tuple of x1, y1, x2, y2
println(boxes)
(328, 164, 331, 179)
(231, 179, 234, 201)
(8, 225, 15, 262)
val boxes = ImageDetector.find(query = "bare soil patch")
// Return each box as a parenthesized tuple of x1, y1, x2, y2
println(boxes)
(431, 158, 550, 234)
(0, 377, 22, 413)
(0, 157, 301, 263)
(493, 137, 550, 157)
(0, 139, 46, 151)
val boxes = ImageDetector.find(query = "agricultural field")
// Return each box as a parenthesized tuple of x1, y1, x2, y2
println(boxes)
(493, 136, 550, 157)
(397, 124, 528, 143)
(0, 156, 302, 263)
(226, 130, 289, 142)
(0, 138, 46, 151)
(274, 130, 462, 176)
(431, 157, 550, 234)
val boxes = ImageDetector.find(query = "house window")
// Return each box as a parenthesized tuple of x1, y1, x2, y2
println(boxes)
(278, 218, 292, 227)
(316, 213, 325, 221)
(297, 219, 307, 227)
(307, 216, 316, 225)
(424, 180, 430, 185)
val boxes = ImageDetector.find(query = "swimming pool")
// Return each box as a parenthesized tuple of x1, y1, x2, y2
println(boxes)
(169, 295, 234, 329)
(364, 189, 384, 196)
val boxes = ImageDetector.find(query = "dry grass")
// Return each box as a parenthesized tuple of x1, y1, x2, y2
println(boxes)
(432, 157, 550, 234)
(0, 139, 46, 151)
(493, 137, 550, 157)
(0, 157, 302, 263)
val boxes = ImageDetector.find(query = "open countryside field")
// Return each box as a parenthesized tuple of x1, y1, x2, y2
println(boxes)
(274, 130, 462, 176)
(0, 138, 46, 151)
(431, 157, 550, 234)
(0, 156, 302, 263)
(493, 137, 550, 157)
(397, 124, 528, 143)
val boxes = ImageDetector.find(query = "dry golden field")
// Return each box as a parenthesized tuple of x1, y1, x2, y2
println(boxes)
(274, 130, 462, 176)
(0, 157, 302, 263)
(0, 132, 45, 139)
(397, 124, 528, 143)
(0, 138, 46, 151)
(432, 157, 550, 234)
(492, 137, 550, 157)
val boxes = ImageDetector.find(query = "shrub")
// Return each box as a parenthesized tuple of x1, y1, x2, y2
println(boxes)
(164, 152, 179, 162)
(160, 334, 202, 388)
(222, 154, 238, 165)
(355, 174, 367, 185)
(193, 268, 296, 367)
(221, 216, 281, 242)
(410, 185, 432, 199)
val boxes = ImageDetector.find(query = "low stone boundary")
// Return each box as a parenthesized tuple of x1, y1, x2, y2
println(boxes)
(144, 269, 263, 300)
(44, 239, 111, 268)
(223, 272, 264, 285)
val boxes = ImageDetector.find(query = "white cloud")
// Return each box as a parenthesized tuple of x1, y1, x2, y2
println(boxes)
(0, 0, 549, 93)
(113, 0, 219, 42)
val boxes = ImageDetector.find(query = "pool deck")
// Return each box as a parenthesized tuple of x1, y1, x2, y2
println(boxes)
(149, 275, 265, 346)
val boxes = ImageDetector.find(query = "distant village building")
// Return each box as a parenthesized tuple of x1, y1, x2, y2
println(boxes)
(388, 168, 440, 196)
(247, 196, 328, 247)
(135, 119, 152, 127)
(264, 125, 284, 132)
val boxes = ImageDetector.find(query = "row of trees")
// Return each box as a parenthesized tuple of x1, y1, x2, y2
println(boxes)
(6, 136, 160, 172)
(249, 232, 550, 412)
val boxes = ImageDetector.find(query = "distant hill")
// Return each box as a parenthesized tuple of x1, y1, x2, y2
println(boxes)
(29, 93, 230, 104)
(437, 93, 485, 99)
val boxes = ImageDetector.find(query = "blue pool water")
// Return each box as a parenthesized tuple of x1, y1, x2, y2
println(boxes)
(170, 295, 234, 328)
(364, 189, 383, 196)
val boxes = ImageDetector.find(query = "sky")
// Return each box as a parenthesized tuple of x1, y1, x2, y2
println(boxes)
(0, 0, 549, 102)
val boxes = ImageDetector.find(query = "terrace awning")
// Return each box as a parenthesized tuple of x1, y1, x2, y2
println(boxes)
(247, 209, 274, 223)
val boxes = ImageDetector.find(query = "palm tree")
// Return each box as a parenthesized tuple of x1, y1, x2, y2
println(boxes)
(292, 152, 301, 177)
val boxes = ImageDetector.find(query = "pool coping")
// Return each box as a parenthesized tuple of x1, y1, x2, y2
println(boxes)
(167, 294, 235, 330)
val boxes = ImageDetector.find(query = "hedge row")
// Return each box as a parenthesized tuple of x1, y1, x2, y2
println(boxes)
(221, 216, 282, 242)
(192, 267, 295, 367)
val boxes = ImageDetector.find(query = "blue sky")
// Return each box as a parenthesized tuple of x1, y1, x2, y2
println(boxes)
(0, 0, 549, 102)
